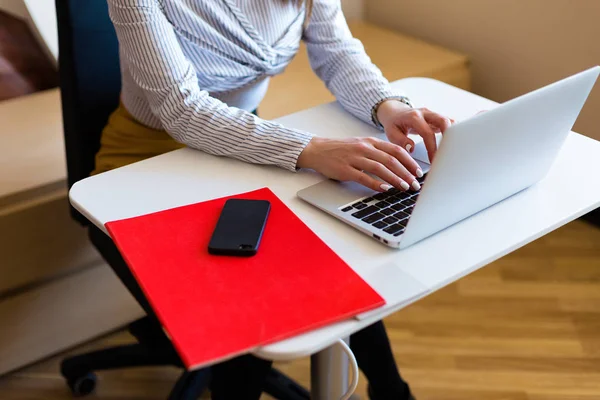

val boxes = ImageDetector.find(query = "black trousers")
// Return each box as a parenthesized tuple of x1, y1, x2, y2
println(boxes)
(90, 225, 412, 400)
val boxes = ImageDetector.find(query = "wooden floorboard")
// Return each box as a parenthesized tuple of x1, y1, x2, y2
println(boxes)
(0, 220, 598, 399)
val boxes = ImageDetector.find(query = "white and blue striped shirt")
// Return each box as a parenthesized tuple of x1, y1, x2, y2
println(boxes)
(108, 0, 402, 171)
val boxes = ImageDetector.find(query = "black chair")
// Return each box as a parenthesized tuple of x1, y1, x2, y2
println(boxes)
(55, 1, 309, 399)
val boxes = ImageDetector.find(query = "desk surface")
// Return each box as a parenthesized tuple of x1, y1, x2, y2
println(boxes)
(70, 78, 600, 361)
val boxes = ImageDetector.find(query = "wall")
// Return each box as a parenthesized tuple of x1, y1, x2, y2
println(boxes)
(366, 0, 600, 140)
(341, 0, 364, 20)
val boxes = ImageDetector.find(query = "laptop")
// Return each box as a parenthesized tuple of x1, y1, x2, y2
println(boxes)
(298, 67, 600, 249)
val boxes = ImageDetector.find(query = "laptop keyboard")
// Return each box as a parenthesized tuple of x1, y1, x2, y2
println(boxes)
(340, 174, 427, 237)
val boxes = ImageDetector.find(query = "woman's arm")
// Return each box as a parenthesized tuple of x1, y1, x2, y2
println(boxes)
(107, 0, 313, 171)
(303, 0, 401, 126)
(303, 1, 452, 162)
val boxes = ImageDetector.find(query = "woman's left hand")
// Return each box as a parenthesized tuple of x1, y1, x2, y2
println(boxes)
(376, 99, 453, 163)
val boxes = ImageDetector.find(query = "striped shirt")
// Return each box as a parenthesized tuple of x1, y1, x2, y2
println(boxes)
(108, 0, 402, 171)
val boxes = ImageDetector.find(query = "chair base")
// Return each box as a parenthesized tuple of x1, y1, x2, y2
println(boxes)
(60, 317, 310, 399)
(264, 367, 310, 400)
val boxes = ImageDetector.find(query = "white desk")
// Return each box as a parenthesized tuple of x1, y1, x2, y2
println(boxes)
(70, 78, 600, 398)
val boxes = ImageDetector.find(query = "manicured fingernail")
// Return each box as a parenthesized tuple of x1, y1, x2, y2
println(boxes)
(380, 183, 393, 191)
(411, 180, 421, 191)
(415, 168, 424, 178)
(406, 144, 412, 152)
(400, 181, 410, 191)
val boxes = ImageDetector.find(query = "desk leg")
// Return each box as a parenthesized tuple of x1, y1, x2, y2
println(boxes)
(311, 337, 359, 400)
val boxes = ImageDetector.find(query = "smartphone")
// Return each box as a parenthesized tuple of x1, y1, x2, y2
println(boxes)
(208, 199, 271, 256)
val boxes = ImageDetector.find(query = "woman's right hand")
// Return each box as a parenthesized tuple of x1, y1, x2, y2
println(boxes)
(296, 136, 424, 192)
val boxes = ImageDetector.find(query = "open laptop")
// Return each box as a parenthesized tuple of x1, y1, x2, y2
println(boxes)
(298, 67, 599, 249)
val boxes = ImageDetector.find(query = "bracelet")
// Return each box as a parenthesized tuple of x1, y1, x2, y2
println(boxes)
(371, 96, 413, 129)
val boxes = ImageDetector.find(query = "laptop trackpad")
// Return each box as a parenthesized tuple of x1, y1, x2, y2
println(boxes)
(356, 261, 430, 320)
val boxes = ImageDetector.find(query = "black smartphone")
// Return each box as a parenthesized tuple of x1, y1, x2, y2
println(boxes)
(208, 199, 271, 256)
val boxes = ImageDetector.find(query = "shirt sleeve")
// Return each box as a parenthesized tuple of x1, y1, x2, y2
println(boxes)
(303, 0, 404, 127)
(107, 0, 313, 172)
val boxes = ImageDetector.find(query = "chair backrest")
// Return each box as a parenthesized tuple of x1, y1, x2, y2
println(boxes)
(56, 0, 121, 224)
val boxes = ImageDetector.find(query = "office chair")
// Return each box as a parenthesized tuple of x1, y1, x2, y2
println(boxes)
(55, 1, 309, 399)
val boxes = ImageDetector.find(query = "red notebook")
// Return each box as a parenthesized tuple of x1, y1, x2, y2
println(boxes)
(106, 187, 384, 369)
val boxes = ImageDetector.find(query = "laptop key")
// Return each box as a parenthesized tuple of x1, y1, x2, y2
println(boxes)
(374, 201, 390, 208)
(373, 193, 388, 200)
(391, 203, 405, 211)
(341, 206, 353, 212)
(394, 210, 410, 220)
(383, 224, 404, 234)
(373, 221, 388, 229)
(362, 197, 374, 203)
(351, 205, 378, 219)
(354, 202, 367, 210)
(387, 196, 402, 204)
(400, 198, 415, 207)
(398, 217, 410, 227)
(393, 229, 405, 237)
(383, 216, 398, 224)
(362, 212, 385, 224)
(380, 207, 395, 216)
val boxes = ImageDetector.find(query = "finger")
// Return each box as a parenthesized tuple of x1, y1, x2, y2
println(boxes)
(347, 169, 387, 192)
(386, 125, 416, 153)
(372, 139, 423, 184)
(429, 123, 442, 134)
(363, 146, 418, 191)
(353, 157, 410, 191)
(407, 111, 438, 163)
(423, 110, 452, 133)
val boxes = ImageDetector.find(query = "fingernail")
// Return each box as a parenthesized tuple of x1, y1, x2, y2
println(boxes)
(406, 144, 412, 153)
(400, 181, 410, 191)
(411, 180, 421, 191)
(415, 168, 424, 178)
(380, 183, 393, 191)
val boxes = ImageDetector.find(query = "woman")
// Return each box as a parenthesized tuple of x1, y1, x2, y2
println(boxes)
(98, 1, 453, 398)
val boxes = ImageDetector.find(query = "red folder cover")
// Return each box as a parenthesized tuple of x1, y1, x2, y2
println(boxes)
(106, 187, 384, 369)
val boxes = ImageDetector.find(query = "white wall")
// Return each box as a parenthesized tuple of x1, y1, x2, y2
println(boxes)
(366, 0, 600, 140)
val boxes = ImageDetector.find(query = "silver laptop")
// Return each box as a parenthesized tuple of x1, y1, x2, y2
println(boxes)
(298, 67, 599, 249)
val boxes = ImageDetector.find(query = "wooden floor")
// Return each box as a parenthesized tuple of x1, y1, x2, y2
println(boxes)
(1, 219, 598, 399)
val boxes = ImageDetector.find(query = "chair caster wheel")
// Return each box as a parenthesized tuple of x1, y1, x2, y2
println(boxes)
(66, 372, 97, 396)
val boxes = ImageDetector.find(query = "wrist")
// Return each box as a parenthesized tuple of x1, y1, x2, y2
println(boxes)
(297, 136, 324, 169)
(374, 97, 413, 129)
